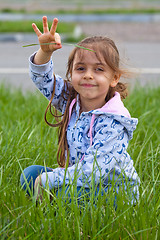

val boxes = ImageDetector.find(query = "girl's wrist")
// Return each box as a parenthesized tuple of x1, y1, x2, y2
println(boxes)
(33, 48, 53, 65)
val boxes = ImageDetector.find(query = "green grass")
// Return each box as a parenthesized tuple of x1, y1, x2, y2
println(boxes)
(0, 84, 160, 239)
(0, 20, 75, 33)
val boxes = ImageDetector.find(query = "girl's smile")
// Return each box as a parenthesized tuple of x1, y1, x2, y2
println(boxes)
(80, 83, 96, 88)
(71, 50, 119, 112)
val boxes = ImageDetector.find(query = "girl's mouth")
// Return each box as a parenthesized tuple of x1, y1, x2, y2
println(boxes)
(81, 84, 95, 88)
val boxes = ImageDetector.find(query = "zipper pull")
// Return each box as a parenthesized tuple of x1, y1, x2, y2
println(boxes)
(74, 118, 79, 129)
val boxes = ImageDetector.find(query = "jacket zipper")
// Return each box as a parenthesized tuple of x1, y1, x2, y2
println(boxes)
(74, 117, 79, 129)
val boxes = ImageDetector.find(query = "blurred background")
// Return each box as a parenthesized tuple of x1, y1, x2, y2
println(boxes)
(0, 0, 160, 92)
(0, 0, 160, 11)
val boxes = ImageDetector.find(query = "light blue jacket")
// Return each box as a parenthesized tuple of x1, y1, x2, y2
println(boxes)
(29, 54, 140, 195)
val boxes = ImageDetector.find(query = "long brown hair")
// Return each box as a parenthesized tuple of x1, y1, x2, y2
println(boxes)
(45, 36, 128, 167)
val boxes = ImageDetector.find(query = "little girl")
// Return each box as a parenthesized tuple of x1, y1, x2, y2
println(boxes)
(20, 16, 140, 201)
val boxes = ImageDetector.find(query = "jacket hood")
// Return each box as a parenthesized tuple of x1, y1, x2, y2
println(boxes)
(93, 92, 130, 117)
(92, 92, 138, 140)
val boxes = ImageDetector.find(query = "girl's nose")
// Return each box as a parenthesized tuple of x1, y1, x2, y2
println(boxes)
(83, 70, 93, 80)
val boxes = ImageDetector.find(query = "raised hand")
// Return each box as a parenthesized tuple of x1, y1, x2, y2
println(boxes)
(32, 16, 62, 64)
(32, 16, 62, 53)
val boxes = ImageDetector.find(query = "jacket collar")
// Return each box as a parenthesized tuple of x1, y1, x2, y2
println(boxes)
(92, 92, 131, 118)
(69, 91, 131, 122)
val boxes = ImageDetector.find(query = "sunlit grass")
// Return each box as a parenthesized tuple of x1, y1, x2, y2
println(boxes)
(0, 84, 160, 239)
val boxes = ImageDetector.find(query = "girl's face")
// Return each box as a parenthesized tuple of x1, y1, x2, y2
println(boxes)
(71, 50, 119, 112)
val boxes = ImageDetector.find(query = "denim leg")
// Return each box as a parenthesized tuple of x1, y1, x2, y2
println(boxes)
(20, 165, 53, 195)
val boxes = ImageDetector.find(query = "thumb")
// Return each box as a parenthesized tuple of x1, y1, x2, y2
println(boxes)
(54, 33, 62, 46)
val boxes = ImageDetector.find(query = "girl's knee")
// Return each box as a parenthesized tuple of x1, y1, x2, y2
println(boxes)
(20, 165, 38, 184)
(20, 165, 53, 194)
(20, 165, 42, 194)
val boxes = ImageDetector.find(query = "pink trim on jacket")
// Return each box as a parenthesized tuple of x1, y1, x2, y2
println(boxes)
(95, 92, 131, 118)
(68, 98, 76, 122)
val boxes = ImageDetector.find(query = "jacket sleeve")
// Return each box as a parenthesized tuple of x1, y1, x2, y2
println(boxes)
(40, 116, 137, 189)
(29, 53, 68, 113)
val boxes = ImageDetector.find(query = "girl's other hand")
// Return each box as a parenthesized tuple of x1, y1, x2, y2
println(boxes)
(32, 16, 62, 54)
(34, 175, 43, 202)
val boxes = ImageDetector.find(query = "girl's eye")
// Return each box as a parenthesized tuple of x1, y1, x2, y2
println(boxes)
(77, 67, 85, 71)
(96, 68, 104, 72)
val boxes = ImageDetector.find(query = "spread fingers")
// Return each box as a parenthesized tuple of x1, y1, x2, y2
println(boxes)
(50, 18, 59, 36)
(32, 23, 42, 37)
(42, 16, 49, 33)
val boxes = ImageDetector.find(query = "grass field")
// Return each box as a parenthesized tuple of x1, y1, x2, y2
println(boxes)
(0, 20, 75, 33)
(0, 84, 160, 239)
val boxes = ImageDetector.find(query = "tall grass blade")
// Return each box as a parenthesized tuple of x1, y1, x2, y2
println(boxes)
(22, 42, 95, 52)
